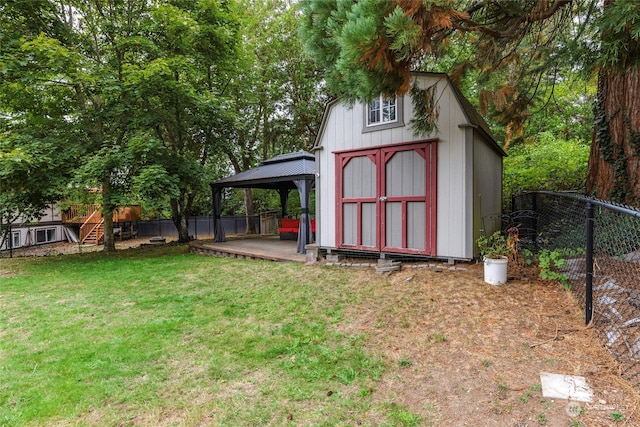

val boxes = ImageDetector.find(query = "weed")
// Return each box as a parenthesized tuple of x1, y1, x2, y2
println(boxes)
(358, 387, 374, 397)
(537, 413, 547, 425)
(492, 400, 513, 415)
(522, 248, 535, 265)
(398, 359, 413, 368)
(430, 333, 446, 343)
(386, 403, 422, 427)
(481, 359, 491, 367)
(609, 410, 624, 421)
(566, 402, 584, 417)
(537, 249, 570, 289)
(497, 383, 509, 400)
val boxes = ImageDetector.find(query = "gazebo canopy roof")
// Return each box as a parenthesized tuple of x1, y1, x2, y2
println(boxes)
(211, 151, 315, 190)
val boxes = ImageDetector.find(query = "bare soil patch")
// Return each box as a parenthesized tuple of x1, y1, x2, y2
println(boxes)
(339, 262, 640, 426)
(1, 236, 184, 258)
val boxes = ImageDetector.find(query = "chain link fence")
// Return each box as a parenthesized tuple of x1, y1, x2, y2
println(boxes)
(509, 191, 640, 389)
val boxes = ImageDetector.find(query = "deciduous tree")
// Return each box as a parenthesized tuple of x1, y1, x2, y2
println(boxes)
(220, 0, 327, 231)
(0, 0, 82, 246)
(1, 0, 240, 249)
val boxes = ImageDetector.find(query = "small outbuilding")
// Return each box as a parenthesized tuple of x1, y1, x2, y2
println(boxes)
(312, 72, 505, 261)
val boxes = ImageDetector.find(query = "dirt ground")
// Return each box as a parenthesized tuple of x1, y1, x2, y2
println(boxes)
(0, 236, 184, 258)
(340, 261, 640, 426)
(4, 240, 640, 426)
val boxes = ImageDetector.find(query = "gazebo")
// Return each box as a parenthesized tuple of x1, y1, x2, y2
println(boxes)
(210, 151, 315, 254)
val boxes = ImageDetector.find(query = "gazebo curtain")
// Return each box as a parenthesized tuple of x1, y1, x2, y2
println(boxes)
(294, 178, 314, 254)
(277, 188, 290, 219)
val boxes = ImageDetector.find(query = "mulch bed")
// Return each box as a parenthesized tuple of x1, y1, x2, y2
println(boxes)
(337, 261, 640, 425)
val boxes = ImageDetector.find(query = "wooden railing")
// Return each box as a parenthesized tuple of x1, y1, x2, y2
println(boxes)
(63, 204, 142, 223)
(62, 204, 102, 223)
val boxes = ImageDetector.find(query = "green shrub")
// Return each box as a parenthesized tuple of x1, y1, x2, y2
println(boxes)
(504, 133, 589, 207)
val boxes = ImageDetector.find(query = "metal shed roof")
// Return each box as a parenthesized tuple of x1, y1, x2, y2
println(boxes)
(211, 151, 315, 189)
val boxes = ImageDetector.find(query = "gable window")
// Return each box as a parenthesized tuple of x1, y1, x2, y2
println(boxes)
(368, 96, 397, 126)
(363, 95, 403, 133)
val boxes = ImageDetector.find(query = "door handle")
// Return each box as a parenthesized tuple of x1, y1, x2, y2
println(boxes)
(378, 196, 387, 202)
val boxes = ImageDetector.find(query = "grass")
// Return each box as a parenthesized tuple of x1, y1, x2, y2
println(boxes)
(0, 245, 401, 426)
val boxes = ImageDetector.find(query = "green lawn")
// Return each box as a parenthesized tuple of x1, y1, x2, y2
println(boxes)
(0, 245, 401, 426)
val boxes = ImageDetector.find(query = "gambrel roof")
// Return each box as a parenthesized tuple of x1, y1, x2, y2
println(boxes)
(312, 71, 506, 157)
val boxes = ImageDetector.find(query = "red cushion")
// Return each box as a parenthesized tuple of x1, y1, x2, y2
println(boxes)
(278, 228, 298, 233)
(279, 219, 316, 234)
(280, 218, 299, 228)
(279, 218, 300, 234)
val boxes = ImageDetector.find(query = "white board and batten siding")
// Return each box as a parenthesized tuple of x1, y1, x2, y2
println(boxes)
(314, 72, 504, 260)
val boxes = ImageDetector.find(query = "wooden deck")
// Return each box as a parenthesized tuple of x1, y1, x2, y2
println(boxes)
(189, 236, 306, 263)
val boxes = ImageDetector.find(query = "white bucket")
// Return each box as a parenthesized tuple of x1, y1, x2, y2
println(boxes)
(483, 256, 508, 285)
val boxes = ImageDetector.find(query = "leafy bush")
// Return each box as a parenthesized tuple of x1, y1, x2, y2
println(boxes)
(537, 249, 570, 289)
(504, 133, 589, 205)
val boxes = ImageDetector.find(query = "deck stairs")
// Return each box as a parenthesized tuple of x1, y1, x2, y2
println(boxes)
(80, 208, 105, 245)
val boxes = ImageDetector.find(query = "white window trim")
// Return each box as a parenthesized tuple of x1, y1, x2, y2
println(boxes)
(12, 231, 20, 248)
(363, 95, 404, 133)
(36, 228, 57, 244)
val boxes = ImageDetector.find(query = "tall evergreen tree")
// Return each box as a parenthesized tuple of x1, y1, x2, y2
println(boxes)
(300, 0, 640, 205)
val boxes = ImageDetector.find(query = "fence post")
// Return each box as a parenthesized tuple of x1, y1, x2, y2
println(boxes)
(585, 202, 594, 325)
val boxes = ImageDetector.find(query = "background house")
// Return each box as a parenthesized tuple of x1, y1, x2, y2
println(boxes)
(312, 72, 505, 261)
(0, 205, 68, 251)
(1, 204, 141, 252)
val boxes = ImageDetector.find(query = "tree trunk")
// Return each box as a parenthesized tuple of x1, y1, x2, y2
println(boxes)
(173, 215, 190, 242)
(170, 197, 191, 243)
(244, 188, 257, 234)
(586, 68, 640, 205)
(101, 177, 116, 252)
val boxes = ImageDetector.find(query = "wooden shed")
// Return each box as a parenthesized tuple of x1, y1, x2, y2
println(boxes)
(312, 72, 505, 261)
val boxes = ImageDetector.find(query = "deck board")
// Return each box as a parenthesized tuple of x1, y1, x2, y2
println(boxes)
(189, 236, 306, 263)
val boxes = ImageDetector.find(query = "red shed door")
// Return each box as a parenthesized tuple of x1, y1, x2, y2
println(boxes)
(336, 142, 436, 255)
